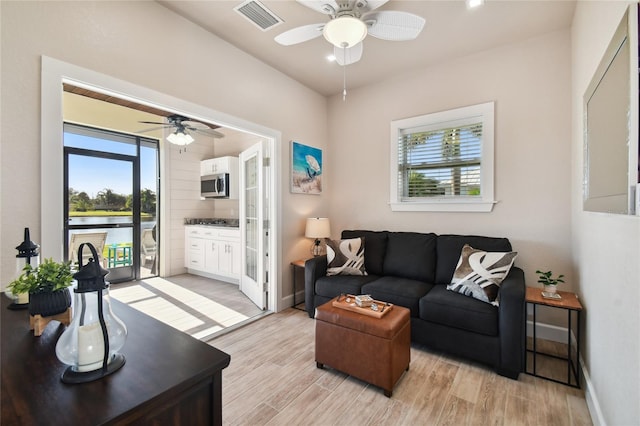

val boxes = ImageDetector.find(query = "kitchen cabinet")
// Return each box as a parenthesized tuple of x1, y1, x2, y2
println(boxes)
(185, 226, 240, 283)
(201, 156, 238, 175)
(218, 239, 240, 277)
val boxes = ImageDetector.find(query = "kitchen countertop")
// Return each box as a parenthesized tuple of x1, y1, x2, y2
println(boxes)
(186, 223, 239, 229)
(184, 218, 239, 228)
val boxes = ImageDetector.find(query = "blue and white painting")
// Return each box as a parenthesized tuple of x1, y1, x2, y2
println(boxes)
(291, 141, 322, 194)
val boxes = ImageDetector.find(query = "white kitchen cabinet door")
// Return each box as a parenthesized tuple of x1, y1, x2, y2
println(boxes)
(204, 240, 219, 274)
(201, 156, 236, 175)
(218, 241, 241, 277)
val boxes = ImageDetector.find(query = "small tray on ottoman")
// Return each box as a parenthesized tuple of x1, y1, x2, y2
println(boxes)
(332, 294, 393, 318)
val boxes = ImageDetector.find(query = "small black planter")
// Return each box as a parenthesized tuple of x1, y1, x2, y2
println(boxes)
(28, 288, 72, 317)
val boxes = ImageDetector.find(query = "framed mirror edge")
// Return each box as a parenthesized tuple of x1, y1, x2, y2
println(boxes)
(583, 4, 640, 216)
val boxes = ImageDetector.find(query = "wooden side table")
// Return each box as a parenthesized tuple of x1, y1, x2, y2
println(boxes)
(525, 286, 583, 388)
(291, 259, 307, 310)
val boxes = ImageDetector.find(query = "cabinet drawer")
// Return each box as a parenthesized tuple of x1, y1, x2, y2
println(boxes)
(218, 229, 239, 240)
(187, 238, 205, 252)
(188, 251, 205, 268)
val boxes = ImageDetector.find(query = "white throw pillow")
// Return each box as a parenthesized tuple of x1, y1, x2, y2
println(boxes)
(447, 244, 517, 305)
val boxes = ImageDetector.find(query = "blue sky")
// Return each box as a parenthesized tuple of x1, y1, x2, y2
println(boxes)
(65, 132, 157, 197)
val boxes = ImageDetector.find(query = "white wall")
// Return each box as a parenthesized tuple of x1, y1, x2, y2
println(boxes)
(0, 1, 328, 309)
(571, 2, 640, 424)
(327, 29, 573, 293)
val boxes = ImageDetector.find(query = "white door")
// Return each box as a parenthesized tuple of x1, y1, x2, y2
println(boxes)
(239, 142, 266, 309)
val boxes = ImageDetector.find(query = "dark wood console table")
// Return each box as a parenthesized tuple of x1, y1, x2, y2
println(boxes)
(1, 295, 230, 425)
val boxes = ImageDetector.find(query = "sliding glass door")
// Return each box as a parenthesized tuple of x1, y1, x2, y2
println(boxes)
(63, 123, 159, 282)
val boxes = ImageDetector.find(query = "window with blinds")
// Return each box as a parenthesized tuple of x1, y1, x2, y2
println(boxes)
(398, 122, 482, 199)
(390, 102, 496, 212)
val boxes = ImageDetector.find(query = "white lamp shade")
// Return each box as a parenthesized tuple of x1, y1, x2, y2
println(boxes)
(305, 217, 331, 239)
(322, 16, 367, 48)
(167, 131, 195, 146)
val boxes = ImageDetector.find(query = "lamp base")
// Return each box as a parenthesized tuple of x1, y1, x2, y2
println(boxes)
(310, 239, 325, 257)
(61, 353, 126, 384)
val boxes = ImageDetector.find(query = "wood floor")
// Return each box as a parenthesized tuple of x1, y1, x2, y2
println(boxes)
(110, 274, 265, 341)
(210, 308, 593, 426)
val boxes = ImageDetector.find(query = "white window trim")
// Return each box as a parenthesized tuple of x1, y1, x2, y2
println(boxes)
(389, 101, 496, 212)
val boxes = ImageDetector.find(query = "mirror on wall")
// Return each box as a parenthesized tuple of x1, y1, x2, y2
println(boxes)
(583, 7, 639, 215)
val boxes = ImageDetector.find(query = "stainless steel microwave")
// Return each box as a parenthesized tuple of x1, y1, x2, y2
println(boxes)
(201, 173, 229, 198)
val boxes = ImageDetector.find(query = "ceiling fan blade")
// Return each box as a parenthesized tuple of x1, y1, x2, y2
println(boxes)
(138, 120, 168, 125)
(192, 128, 225, 139)
(355, 0, 389, 13)
(137, 125, 169, 133)
(182, 119, 221, 130)
(363, 10, 425, 41)
(334, 42, 363, 66)
(275, 23, 325, 46)
(297, 0, 339, 15)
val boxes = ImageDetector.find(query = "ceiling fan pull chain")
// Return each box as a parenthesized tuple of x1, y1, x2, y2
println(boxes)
(342, 44, 347, 101)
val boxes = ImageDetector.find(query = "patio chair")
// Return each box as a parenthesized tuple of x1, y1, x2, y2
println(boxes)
(68, 232, 108, 266)
(141, 228, 156, 268)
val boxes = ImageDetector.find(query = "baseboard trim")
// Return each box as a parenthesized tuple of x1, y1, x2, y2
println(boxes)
(528, 320, 604, 425)
(526, 319, 573, 344)
(284, 290, 306, 308)
(581, 355, 606, 426)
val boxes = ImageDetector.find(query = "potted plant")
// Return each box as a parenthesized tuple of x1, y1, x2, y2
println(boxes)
(535, 269, 565, 294)
(8, 258, 73, 317)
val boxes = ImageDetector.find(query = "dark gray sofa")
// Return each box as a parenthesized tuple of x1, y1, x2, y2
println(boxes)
(304, 230, 525, 379)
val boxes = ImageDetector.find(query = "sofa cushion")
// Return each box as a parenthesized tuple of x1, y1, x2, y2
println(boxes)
(436, 235, 513, 284)
(382, 232, 437, 282)
(326, 237, 366, 276)
(362, 276, 434, 317)
(447, 244, 518, 305)
(315, 275, 380, 300)
(342, 230, 388, 276)
(419, 285, 498, 336)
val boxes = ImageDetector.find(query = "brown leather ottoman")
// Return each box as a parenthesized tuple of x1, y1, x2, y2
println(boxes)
(315, 298, 411, 397)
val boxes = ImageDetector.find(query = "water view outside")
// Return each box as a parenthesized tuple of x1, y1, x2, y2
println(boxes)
(68, 216, 156, 247)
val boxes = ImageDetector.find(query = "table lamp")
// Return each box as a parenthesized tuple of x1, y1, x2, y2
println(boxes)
(305, 217, 330, 256)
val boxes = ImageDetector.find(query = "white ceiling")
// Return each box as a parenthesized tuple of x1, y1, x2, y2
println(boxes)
(159, 0, 576, 97)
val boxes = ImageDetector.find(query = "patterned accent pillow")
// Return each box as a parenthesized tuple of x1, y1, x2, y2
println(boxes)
(326, 237, 367, 276)
(446, 244, 517, 305)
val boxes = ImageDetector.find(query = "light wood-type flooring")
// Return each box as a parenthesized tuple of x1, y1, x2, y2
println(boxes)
(111, 274, 266, 341)
(210, 308, 593, 426)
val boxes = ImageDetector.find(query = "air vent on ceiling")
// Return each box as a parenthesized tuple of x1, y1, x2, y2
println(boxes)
(234, 0, 283, 31)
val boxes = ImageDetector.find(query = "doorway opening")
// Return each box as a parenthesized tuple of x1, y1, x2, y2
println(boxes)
(42, 57, 282, 342)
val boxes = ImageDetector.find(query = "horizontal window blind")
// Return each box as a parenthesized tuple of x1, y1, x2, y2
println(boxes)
(398, 122, 483, 199)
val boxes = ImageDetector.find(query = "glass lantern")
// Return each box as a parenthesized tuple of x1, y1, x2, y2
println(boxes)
(6, 227, 40, 308)
(55, 242, 127, 384)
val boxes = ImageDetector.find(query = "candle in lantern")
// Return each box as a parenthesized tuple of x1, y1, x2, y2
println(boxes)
(77, 323, 105, 372)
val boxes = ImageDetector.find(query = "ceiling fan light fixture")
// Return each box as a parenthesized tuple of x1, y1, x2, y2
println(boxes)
(466, 0, 484, 9)
(167, 131, 194, 146)
(322, 16, 367, 48)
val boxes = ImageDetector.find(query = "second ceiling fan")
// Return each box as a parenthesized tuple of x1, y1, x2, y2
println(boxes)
(138, 114, 224, 149)
(274, 0, 425, 66)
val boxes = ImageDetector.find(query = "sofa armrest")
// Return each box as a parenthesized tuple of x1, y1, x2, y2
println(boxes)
(304, 256, 327, 318)
(497, 266, 526, 378)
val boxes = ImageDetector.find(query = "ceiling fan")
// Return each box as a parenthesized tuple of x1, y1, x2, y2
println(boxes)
(274, 0, 426, 66)
(138, 114, 224, 147)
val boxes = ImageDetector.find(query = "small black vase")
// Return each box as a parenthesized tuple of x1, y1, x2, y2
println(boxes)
(28, 288, 72, 317)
